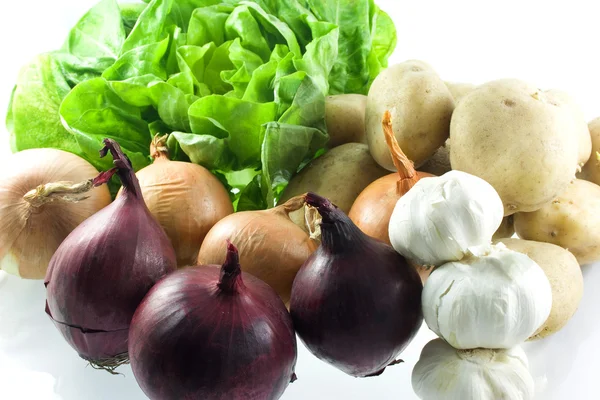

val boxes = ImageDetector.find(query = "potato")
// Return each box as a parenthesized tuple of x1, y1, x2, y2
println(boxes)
(450, 79, 581, 215)
(325, 94, 368, 148)
(514, 179, 600, 264)
(579, 117, 600, 184)
(418, 139, 451, 176)
(546, 89, 592, 166)
(496, 238, 583, 340)
(278, 143, 388, 213)
(492, 216, 515, 240)
(365, 60, 454, 170)
(445, 81, 477, 104)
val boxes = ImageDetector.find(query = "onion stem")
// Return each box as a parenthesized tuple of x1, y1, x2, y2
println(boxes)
(23, 168, 117, 208)
(100, 139, 141, 197)
(382, 111, 420, 195)
(218, 240, 244, 294)
(150, 134, 170, 161)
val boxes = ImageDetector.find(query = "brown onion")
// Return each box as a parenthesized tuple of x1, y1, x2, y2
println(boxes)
(349, 111, 433, 281)
(0, 149, 111, 279)
(119, 135, 233, 266)
(198, 195, 317, 305)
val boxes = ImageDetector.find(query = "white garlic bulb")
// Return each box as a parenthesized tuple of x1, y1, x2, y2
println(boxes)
(412, 338, 534, 400)
(388, 170, 503, 266)
(422, 244, 552, 349)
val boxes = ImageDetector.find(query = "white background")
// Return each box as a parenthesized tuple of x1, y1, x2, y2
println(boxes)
(1, 0, 600, 399)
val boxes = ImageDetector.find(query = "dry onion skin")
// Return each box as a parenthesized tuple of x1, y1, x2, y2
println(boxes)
(0, 149, 111, 279)
(198, 195, 317, 305)
(120, 135, 233, 266)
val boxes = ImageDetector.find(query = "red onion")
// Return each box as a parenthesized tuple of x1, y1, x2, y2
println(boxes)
(129, 241, 297, 400)
(290, 192, 423, 377)
(44, 139, 177, 371)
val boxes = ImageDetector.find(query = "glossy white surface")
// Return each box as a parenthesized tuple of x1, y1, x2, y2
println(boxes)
(1, 1, 600, 399)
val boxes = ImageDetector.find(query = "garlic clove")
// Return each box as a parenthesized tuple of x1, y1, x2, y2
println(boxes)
(412, 338, 535, 400)
(422, 244, 552, 349)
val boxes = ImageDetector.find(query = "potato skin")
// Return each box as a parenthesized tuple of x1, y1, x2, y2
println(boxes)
(514, 179, 600, 264)
(450, 79, 580, 215)
(497, 238, 583, 340)
(445, 81, 477, 104)
(278, 143, 388, 213)
(579, 117, 600, 184)
(366, 60, 454, 170)
(418, 140, 451, 176)
(325, 94, 368, 148)
(492, 216, 515, 240)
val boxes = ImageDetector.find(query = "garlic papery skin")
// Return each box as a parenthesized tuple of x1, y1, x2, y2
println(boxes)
(388, 170, 503, 266)
(422, 244, 552, 349)
(412, 338, 534, 400)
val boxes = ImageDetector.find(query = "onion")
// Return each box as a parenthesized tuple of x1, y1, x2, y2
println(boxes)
(198, 195, 317, 305)
(290, 193, 423, 377)
(45, 139, 177, 371)
(129, 241, 298, 400)
(120, 135, 233, 266)
(0, 149, 111, 279)
(349, 111, 433, 281)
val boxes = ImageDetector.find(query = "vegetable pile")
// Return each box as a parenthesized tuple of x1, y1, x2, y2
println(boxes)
(3, 0, 600, 399)
(7, 0, 396, 208)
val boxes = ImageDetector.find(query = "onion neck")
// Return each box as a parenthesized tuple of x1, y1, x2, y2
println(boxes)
(23, 169, 117, 208)
(305, 192, 368, 253)
(150, 134, 171, 161)
(218, 241, 245, 294)
(382, 111, 420, 195)
(100, 139, 143, 198)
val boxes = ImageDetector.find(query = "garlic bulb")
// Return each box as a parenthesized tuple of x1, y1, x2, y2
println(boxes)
(388, 170, 503, 266)
(422, 244, 552, 349)
(412, 338, 534, 400)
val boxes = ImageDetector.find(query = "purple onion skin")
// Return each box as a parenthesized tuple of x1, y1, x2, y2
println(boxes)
(129, 242, 298, 400)
(290, 192, 423, 377)
(44, 139, 177, 362)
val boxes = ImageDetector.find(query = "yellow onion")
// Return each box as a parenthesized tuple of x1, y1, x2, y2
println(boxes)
(0, 149, 111, 279)
(120, 135, 233, 266)
(198, 195, 317, 305)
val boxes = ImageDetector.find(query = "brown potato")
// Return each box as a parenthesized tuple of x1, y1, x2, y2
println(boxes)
(497, 238, 583, 340)
(579, 117, 600, 184)
(366, 60, 454, 170)
(445, 81, 477, 104)
(514, 179, 600, 264)
(492, 216, 515, 241)
(325, 94, 368, 148)
(450, 79, 581, 215)
(278, 143, 388, 213)
(418, 140, 451, 176)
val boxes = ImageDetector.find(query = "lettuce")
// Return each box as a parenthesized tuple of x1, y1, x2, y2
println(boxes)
(7, 0, 396, 207)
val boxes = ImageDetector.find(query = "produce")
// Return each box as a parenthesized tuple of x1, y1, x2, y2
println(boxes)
(418, 140, 451, 176)
(497, 238, 583, 340)
(450, 79, 582, 215)
(290, 193, 423, 377)
(389, 170, 504, 267)
(129, 241, 297, 400)
(514, 179, 600, 264)
(198, 195, 317, 305)
(7, 0, 397, 206)
(493, 216, 515, 240)
(121, 134, 233, 266)
(579, 117, 600, 184)
(365, 60, 455, 169)
(422, 244, 552, 349)
(45, 139, 177, 370)
(325, 94, 368, 147)
(445, 81, 477, 103)
(349, 111, 432, 244)
(0, 149, 111, 279)
(278, 143, 388, 213)
(412, 338, 534, 400)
